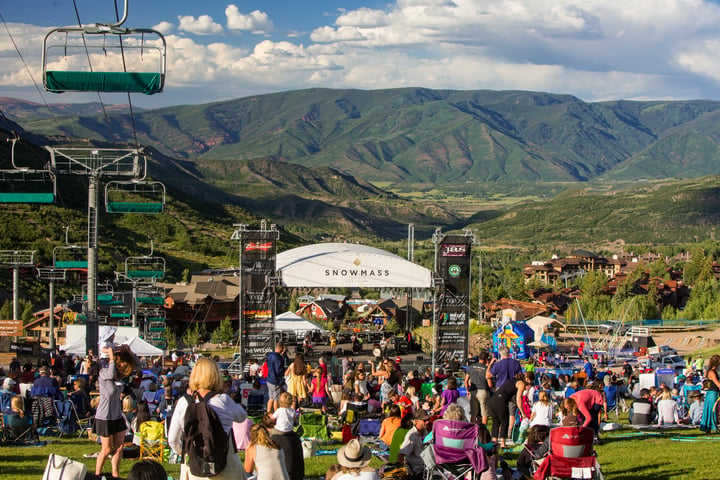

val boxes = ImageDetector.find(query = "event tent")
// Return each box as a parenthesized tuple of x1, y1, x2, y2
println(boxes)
(62, 334, 163, 356)
(274, 311, 328, 334)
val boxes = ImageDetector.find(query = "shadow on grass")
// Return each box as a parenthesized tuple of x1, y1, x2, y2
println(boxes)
(615, 463, 693, 480)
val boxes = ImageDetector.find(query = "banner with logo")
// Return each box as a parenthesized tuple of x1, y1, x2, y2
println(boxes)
(435, 234, 472, 363)
(240, 230, 278, 359)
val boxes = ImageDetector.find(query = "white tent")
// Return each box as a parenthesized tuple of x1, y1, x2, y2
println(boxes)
(274, 311, 328, 334)
(120, 336, 164, 356)
(61, 335, 163, 357)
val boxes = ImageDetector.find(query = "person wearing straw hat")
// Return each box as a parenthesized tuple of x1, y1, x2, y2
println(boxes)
(331, 438, 379, 480)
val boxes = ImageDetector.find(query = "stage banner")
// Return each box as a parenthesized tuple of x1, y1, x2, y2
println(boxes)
(240, 230, 278, 358)
(434, 235, 472, 363)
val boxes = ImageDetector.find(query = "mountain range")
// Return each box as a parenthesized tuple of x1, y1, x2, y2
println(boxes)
(1, 88, 720, 256)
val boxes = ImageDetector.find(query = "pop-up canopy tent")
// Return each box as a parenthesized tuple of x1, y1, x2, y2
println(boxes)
(274, 311, 328, 335)
(63, 325, 163, 356)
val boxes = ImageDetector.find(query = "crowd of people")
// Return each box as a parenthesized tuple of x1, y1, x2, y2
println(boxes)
(2, 331, 720, 480)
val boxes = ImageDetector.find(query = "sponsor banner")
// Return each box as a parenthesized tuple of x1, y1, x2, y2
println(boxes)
(240, 230, 278, 360)
(434, 234, 472, 364)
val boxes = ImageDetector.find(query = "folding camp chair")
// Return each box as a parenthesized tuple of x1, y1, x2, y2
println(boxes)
(533, 426, 603, 480)
(295, 411, 330, 441)
(53, 399, 80, 437)
(246, 390, 265, 417)
(2, 413, 39, 445)
(67, 394, 94, 437)
(604, 385, 619, 421)
(424, 419, 487, 480)
(137, 420, 167, 462)
(30, 395, 56, 435)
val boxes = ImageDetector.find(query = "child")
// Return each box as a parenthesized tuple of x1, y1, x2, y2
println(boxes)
(559, 397, 579, 426)
(311, 367, 331, 413)
(478, 423, 499, 480)
(530, 390, 554, 427)
(272, 392, 296, 433)
(516, 425, 551, 479)
(688, 391, 704, 425)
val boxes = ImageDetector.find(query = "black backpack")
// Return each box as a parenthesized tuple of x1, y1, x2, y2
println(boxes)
(182, 391, 230, 477)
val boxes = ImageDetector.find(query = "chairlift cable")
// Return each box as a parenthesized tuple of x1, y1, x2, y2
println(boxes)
(113, 0, 140, 148)
(0, 11, 54, 116)
(71, 0, 110, 123)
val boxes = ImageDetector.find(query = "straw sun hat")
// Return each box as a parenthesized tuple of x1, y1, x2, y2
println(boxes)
(337, 439, 372, 468)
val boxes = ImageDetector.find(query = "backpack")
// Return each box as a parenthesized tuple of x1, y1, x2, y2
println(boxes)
(182, 392, 230, 477)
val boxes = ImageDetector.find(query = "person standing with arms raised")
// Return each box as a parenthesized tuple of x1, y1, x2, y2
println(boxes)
(266, 342, 286, 413)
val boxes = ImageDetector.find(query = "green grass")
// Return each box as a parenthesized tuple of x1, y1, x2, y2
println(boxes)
(0, 435, 376, 480)
(2, 422, 718, 479)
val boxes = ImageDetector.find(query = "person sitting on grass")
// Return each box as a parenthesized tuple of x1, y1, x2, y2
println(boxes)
(656, 389, 679, 425)
(688, 390, 704, 426)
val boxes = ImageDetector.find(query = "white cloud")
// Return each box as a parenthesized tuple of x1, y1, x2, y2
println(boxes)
(5, 1, 720, 106)
(226, 5, 274, 34)
(152, 21, 174, 35)
(335, 8, 391, 28)
(177, 14, 224, 35)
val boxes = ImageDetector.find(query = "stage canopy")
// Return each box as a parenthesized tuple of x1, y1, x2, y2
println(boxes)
(276, 243, 433, 288)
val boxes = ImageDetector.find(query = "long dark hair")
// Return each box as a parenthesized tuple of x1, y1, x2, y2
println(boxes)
(293, 353, 306, 376)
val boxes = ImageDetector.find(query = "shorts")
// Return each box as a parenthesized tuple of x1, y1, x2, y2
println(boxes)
(312, 396, 326, 405)
(470, 389, 491, 420)
(93, 417, 127, 437)
(509, 399, 518, 417)
(268, 382, 284, 402)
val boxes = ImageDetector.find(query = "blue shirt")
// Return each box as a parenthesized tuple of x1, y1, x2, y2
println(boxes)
(490, 358, 522, 389)
(266, 351, 285, 386)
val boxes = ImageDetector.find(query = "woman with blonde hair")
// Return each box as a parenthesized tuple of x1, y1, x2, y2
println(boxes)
(244, 423, 290, 480)
(442, 402, 467, 422)
(168, 356, 247, 480)
(94, 344, 137, 478)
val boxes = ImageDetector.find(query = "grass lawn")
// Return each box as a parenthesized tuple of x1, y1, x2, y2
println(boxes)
(2, 427, 719, 479)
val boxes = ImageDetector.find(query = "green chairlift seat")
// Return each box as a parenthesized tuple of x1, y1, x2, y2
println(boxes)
(54, 260, 88, 269)
(106, 202, 164, 213)
(127, 270, 164, 280)
(0, 192, 55, 203)
(44, 71, 164, 95)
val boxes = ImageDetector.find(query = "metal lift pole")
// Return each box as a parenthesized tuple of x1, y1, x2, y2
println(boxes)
(86, 172, 100, 352)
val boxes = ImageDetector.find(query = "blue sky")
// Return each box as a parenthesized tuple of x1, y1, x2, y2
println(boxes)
(3, 0, 720, 108)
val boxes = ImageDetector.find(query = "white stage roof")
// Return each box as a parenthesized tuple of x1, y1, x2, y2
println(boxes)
(276, 243, 433, 288)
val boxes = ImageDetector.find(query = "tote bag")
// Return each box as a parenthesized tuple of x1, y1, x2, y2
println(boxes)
(42, 454, 87, 480)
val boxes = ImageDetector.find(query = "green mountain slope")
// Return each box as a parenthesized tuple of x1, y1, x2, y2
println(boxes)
(469, 176, 720, 248)
(10, 88, 720, 185)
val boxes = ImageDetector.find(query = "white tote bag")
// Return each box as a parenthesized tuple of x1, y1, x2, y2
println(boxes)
(42, 454, 87, 480)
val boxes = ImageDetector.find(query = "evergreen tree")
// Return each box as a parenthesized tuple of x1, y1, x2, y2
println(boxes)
(211, 316, 235, 344)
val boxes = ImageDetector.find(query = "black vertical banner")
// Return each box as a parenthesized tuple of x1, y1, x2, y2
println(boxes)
(241, 230, 277, 359)
(435, 234, 472, 363)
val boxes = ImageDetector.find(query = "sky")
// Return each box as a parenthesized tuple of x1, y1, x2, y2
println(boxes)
(3, 0, 720, 108)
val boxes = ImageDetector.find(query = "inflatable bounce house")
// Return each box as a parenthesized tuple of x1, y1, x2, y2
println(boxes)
(492, 308, 534, 359)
